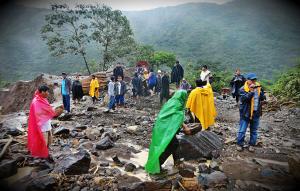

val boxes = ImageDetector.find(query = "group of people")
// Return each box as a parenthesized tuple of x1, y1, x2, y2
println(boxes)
(27, 61, 266, 177)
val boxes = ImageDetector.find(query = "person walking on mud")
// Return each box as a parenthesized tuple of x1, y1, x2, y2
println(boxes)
(89, 75, 100, 104)
(230, 69, 246, 104)
(27, 85, 64, 159)
(145, 90, 191, 175)
(61, 72, 72, 113)
(237, 73, 266, 152)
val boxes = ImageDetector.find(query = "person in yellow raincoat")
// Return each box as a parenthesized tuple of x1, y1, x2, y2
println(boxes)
(89, 75, 100, 103)
(186, 79, 217, 130)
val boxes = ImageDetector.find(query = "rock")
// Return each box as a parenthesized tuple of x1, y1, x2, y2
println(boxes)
(274, 118, 284, 122)
(26, 169, 57, 191)
(198, 163, 210, 174)
(85, 128, 101, 141)
(112, 155, 125, 167)
(58, 113, 73, 121)
(179, 168, 195, 178)
(177, 131, 223, 160)
(124, 163, 136, 172)
(53, 150, 91, 175)
(79, 142, 93, 150)
(87, 106, 97, 111)
(210, 161, 219, 170)
(72, 186, 81, 191)
(53, 126, 70, 136)
(75, 125, 87, 131)
(198, 171, 227, 187)
(141, 121, 149, 126)
(113, 124, 121, 128)
(288, 153, 300, 180)
(95, 136, 114, 150)
(126, 126, 139, 135)
(100, 162, 109, 167)
(0, 159, 17, 178)
(80, 187, 88, 191)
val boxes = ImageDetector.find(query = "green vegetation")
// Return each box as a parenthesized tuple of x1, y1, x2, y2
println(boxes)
(271, 62, 300, 104)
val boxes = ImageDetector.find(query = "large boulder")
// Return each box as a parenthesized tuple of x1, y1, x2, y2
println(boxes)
(198, 171, 227, 188)
(0, 159, 17, 178)
(177, 131, 223, 160)
(53, 150, 91, 175)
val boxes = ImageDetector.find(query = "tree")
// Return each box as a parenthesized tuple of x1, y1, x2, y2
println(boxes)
(83, 5, 135, 71)
(151, 51, 176, 70)
(133, 44, 155, 64)
(41, 4, 91, 74)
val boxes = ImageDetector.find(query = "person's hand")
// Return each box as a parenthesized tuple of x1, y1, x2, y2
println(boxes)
(55, 107, 64, 116)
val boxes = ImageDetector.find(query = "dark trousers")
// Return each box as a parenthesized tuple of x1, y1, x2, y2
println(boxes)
(92, 96, 98, 103)
(160, 93, 169, 105)
(235, 95, 240, 103)
(159, 135, 179, 169)
(62, 94, 70, 112)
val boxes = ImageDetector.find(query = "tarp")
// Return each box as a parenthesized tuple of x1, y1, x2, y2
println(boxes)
(186, 83, 217, 130)
(27, 91, 56, 158)
(145, 90, 187, 174)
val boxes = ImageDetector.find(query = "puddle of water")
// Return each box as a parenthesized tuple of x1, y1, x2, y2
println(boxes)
(5, 167, 36, 184)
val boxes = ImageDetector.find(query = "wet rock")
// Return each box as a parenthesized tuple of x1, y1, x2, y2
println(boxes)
(198, 163, 210, 174)
(210, 161, 219, 170)
(87, 106, 97, 111)
(79, 142, 93, 150)
(100, 162, 109, 167)
(112, 155, 125, 167)
(126, 125, 139, 135)
(53, 126, 70, 136)
(179, 168, 195, 178)
(124, 163, 136, 172)
(53, 150, 91, 175)
(288, 153, 300, 180)
(57, 112, 73, 121)
(198, 171, 227, 187)
(75, 125, 87, 131)
(177, 131, 223, 160)
(72, 186, 81, 191)
(95, 136, 114, 150)
(0, 159, 17, 178)
(141, 121, 149, 126)
(26, 169, 57, 191)
(85, 128, 101, 141)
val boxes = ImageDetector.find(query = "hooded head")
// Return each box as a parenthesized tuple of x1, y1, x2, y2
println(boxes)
(171, 90, 188, 107)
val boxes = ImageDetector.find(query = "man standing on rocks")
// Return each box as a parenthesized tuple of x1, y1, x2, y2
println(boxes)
(155, 70, 162, 95)
(171, 60, 184, 88)
(145, 90, 191, 174)
(105, 76, 115, 113)
(61, 72, 72, 113)
(89, 75, 100, 104)
(28, 85, 63, 158)
(131, 73, 143, 99)
(200, 65, 212, 83)
(186, 79, 216, 130)
(237, 73, 266, 152)
(113, 63, 124, 80)
(160, 71, 170, 105)
(230, 68, 246, 104)
(72, 75, 83, 104)
(115, 76, 127, 107)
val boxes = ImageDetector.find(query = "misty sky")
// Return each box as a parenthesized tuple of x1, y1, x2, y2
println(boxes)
(17, 0, 233, 11)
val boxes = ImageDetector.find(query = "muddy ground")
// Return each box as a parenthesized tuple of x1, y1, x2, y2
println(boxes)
(0, 77, 299, 191)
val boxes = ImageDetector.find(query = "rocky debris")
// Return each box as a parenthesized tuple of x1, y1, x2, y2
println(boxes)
(95, 136, 114, 150)
(75, 125, 87, 131)
(0, 159, 17, 178)
(53, 126, 70, 136)
(57, 113, 73, 121)
(126, 125, 140, 135)
(112, 155, 125, 167)
(26, 170, 57, 191)
(85, 128, 101, 141)
(87, 106, 97, 111)
(53, 150, 91, 175)
(177, 131, 223, 160)
(124, 163, 136, 172)
(288, 153, 300, 180)
(198, 171, 228, 188)
(198, 163, 211, 174)
(1, 115, 26, 136)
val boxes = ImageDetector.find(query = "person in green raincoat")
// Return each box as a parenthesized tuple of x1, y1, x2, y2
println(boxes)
(145, 90, 191, 174)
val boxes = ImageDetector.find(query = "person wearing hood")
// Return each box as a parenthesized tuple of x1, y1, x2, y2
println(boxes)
(27, 85, 64, 158)
(89, 75, 100, 104)
(72, 75, 83, 104)
(180, 78, 191, 91)
(237, 73, 266, 152)
(145, 90, 191, 174)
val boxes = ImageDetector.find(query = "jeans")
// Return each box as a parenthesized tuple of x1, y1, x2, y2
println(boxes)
(237, 116, 260, 146)
(62, 94, 70, 112)
(108, 96, 115, 109)
(115, 95, 125, 105)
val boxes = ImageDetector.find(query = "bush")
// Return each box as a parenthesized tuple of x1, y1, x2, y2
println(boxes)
(271, 63, 300, 104)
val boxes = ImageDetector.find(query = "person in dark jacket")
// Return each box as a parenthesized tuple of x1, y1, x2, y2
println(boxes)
(132, 73, 143, 99)
(171, 61, 184, 88)
(61, 72, 72, 113)
(230, 69, 246, 104)
(113, 63, 124, 80)
(115, 76, 127, 107)
(160, 71, 170, 105)
(237, 73, 266, 152)
(72, 75, 83, 104)
(155, 70, 162, 94)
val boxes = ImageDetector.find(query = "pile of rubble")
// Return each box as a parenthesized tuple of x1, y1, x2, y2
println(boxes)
(0, 79, 299, 191)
